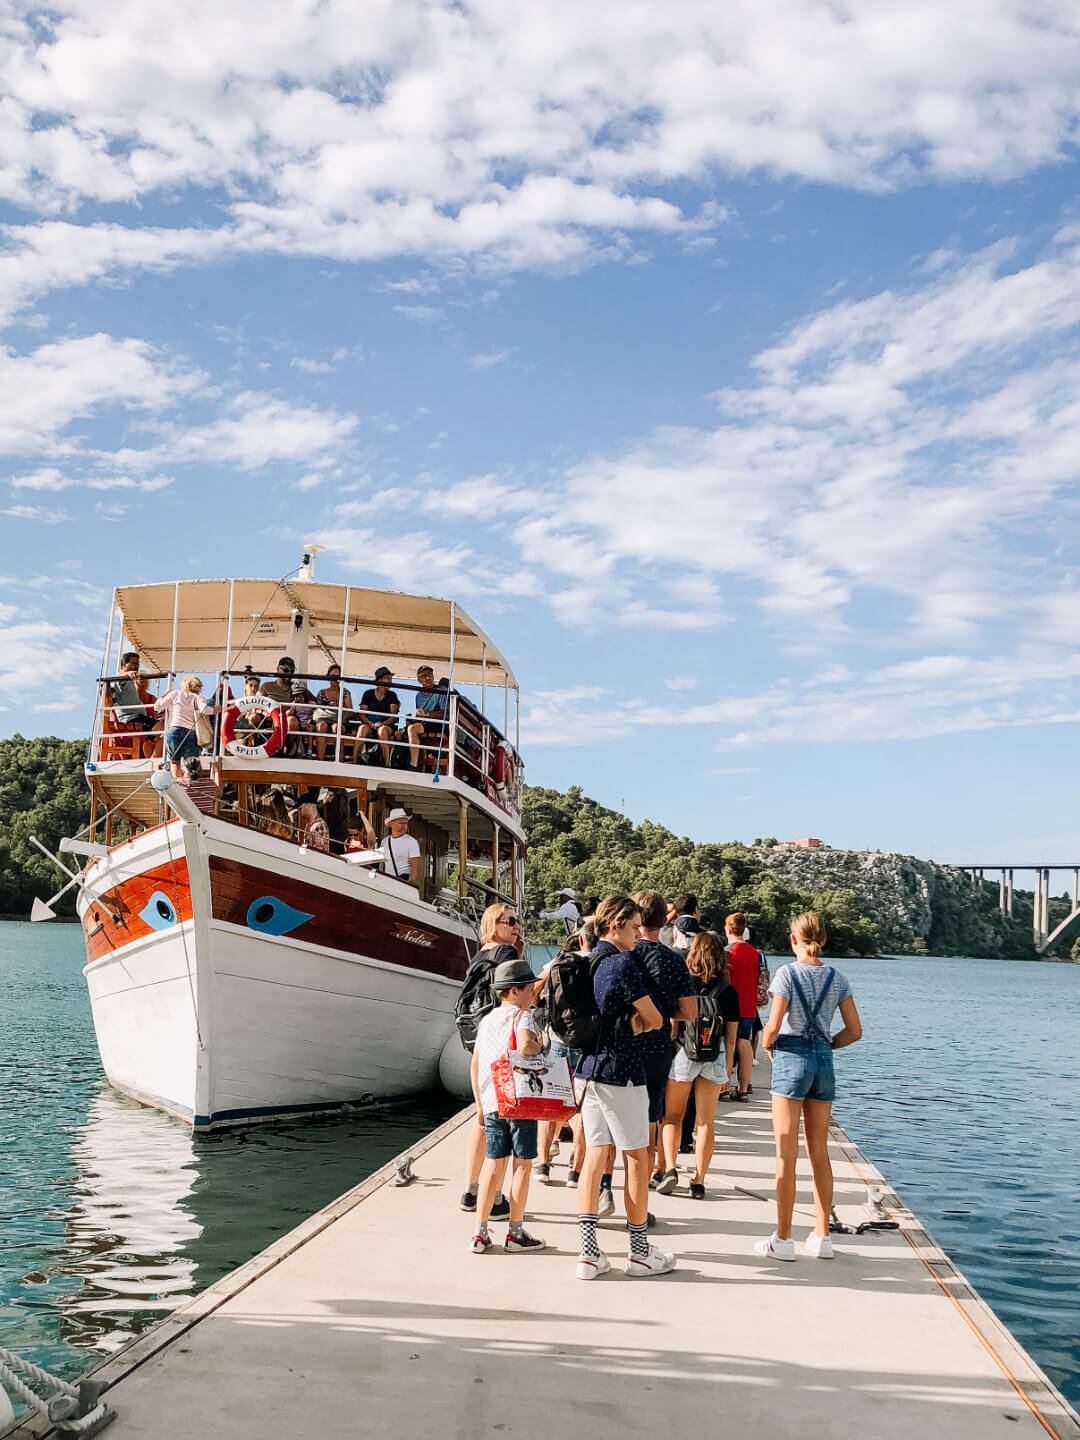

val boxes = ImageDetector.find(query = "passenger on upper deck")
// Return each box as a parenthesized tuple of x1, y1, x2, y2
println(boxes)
(289, 679, 317, 757)
(154, 675, 214, 781)
(356, 666, 401, 767)
(259, 657, 301, 745)
(313, 665, 355, 762)
(406, 664, 447, 772)
(109, 651, 157, 759)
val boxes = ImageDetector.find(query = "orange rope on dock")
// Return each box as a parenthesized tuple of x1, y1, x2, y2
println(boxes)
(843, 1146, 1064, 1440)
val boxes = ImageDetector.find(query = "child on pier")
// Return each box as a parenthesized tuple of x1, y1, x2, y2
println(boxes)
(755, 912, 862, 1261)
(469, 958, 547, 1254)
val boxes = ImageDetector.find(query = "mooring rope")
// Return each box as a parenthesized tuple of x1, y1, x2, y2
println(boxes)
(0, 1345, 114, 1434)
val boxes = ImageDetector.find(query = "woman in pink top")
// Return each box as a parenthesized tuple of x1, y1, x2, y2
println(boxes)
(154, 675, 212, 780)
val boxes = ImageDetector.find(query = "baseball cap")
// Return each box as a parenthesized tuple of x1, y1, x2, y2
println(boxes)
(374, 665, 393, 681)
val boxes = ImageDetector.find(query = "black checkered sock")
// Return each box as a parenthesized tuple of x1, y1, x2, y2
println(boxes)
(627, 1221, 649, 1259)
(577, 1213, 600, 1259)
(600, 1173, 613, 1192)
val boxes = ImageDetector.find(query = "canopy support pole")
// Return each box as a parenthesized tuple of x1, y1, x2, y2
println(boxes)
(336, 585, 351, 764)
(216, 578, 235, 760)
(168, 580, 180, 691)
(95, 594, 117, 764)
(458, 796, 469, 906)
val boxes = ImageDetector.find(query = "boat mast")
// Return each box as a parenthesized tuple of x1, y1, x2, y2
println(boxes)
(287, 543, 324, 674)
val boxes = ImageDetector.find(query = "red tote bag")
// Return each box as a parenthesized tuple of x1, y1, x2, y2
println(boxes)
(491, 1010, 577, 1122)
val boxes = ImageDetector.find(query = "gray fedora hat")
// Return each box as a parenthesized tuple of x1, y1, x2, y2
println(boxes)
(493, 957, 539, 991)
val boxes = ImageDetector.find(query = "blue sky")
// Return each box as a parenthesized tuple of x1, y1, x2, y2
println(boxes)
(3, 0, 1080, 869)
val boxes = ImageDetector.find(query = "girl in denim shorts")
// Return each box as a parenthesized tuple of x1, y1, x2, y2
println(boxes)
(755, 912, 862, 1262)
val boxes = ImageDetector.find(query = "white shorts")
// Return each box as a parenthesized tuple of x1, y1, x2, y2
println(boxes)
(580, 1082, 649, 1152)
(669, 1049, 729, 1086)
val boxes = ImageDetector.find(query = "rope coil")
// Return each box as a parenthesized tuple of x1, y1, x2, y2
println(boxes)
(0, 1346, 115, 1435)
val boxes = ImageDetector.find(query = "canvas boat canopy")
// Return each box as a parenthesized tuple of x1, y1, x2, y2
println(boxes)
(114, 579, 517, 689)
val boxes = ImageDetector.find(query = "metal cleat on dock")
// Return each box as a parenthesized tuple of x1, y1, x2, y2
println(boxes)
(394, 1157, 416, 1187)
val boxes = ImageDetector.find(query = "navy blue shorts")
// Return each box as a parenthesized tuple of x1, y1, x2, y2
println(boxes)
(736, 1017, 757, 1041)
(770, 1035, 836, 1103)
(483, 1113, 538, 1160)
(644, 1048, 673, 1124)
(165, 726, 199, 762)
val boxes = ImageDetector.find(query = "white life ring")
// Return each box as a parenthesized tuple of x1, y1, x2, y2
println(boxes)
(221, 695, 287, 759)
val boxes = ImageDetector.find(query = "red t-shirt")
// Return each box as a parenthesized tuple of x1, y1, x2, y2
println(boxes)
(727, 941, 761, 1019)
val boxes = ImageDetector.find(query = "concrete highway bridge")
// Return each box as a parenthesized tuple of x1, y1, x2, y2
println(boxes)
(954, 864, 1080, 954)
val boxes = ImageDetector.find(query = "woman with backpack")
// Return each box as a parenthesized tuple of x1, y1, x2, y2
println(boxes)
(457, 903, 524, 1219)
(755, 911, 862, 1261)
(656, 931, 740, 1199)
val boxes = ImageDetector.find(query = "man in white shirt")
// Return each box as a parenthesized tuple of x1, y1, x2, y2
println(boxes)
(540, 887, 580, 935)
(359, 807, 421, 885)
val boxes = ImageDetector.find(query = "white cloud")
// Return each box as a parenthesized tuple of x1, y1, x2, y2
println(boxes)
(0, 333, 202, 455)
(1, 503, 68, 522)
(468, 349, 509, 370)
(290, 356, 335, 374)
(393, 304, 444, 325)
(1, 1, 1076, 312)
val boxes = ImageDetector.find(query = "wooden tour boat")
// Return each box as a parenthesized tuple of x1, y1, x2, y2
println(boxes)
(55, 550, 525, 1131)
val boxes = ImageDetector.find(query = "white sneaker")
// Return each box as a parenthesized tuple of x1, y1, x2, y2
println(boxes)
(626, 1244, 676, 1277)
(804, 1231, 834, 1259)
(753, 1233, 796, 1261)
(597, 1188, 616, 1218)
(575, 1252, 612, 1280)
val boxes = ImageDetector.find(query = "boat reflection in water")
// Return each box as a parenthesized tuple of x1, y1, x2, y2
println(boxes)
(47, 1085, 457, 1357)
(54, 1091, 201, 1354)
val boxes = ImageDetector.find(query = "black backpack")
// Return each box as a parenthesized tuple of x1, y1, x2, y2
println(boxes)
(542, 949, 604, 1054)
(454, 954, 499, 1053)
(680, 980, 725, 1063)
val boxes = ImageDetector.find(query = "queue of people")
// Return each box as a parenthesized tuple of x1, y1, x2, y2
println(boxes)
(459, 895, 862, 1278)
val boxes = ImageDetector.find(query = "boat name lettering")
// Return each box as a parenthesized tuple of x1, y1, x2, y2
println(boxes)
(392, 923, 436, 949)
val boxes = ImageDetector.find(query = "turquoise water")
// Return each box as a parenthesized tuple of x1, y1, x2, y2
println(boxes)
(1, 926, 1077, 1410)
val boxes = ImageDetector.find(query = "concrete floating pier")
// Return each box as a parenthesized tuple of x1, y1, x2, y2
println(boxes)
(6, 1071, 1079, 1440)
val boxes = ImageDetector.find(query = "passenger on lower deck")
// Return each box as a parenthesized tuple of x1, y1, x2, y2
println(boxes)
(357, 806, 420, 885)
(182, 755, 220, 817)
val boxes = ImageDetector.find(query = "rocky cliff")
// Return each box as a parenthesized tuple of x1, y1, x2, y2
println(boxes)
(751, 846, 1067, 959)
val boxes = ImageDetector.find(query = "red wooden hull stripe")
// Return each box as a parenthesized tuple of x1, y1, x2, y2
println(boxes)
(208, 855, 469, 982)
(82, 859, 193, 963)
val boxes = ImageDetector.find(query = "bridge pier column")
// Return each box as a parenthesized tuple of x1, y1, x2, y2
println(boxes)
(1007, 869, 1014, 917)
(999, 870, 1006, 913)
(1074, 868, 1078, 912)
(1046, 868, 1054, 936)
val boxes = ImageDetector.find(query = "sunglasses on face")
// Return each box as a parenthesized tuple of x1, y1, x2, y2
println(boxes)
(500, 916, 520, 928)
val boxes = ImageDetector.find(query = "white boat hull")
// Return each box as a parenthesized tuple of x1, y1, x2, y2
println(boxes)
(78, 819, 473, 1130)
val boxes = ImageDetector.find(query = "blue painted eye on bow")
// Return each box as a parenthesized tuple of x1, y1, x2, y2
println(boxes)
(139, 891, 178, 930)
(245, 896, 313, 937)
